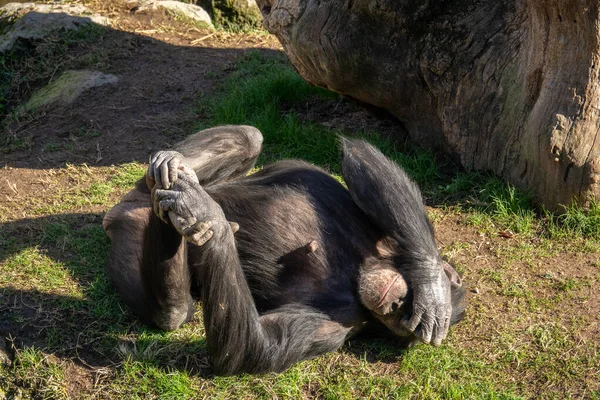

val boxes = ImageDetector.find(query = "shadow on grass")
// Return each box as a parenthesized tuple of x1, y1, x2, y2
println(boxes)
(0, 212, 411, 377)
(0, 212, 213, 375)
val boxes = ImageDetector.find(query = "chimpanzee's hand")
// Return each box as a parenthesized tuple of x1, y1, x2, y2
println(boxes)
(151, 165, 198, 223)
(147, 150, 185, 190)
(152, 170, 226, 246)
(401, 270, 452, 346)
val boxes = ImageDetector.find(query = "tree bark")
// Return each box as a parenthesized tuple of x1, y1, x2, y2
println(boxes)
(257, 0, 600, 210)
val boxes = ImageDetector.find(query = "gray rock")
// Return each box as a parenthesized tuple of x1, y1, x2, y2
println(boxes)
(22, 70, 119, 112)
(154, 1, 213, 27)
(0, 3, 110, 53)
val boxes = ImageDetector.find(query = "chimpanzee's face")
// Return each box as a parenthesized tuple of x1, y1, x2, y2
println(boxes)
(358, 263, 416, 340)
(370, 297, 414, 337)
(359, 259, 464, 344)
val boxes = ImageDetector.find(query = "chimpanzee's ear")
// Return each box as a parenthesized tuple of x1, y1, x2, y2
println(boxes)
(442, 262, 462, 289)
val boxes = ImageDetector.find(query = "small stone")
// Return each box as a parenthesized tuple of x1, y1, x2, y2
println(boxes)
(22, 70, 119, 113)
(472, 287, 480, 294)
(154, 1, 213, 27)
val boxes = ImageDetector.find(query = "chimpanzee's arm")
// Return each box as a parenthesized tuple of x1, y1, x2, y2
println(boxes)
(341, 138, 452, 346)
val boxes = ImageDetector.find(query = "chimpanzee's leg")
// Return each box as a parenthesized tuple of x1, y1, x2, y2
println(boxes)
(148, 125, 263, 189)
(103, 187, 194, 330)
(104, 126, 263, 330)
(155, 172, 360, 375)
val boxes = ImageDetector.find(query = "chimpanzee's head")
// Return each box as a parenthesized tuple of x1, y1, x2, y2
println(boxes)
(358, 258, 466, 345)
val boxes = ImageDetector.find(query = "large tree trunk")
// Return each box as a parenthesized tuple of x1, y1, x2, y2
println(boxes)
(257, 0, 600, 210)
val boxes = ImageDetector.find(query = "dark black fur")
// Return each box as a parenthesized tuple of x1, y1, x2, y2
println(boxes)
(103, 125, 466, 375)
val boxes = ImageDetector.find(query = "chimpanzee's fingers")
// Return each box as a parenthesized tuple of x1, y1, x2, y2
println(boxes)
(167, 213, 196, 231)
(160, 161, 170, 189)
(150, 152, 160, 165)
(184, 221, 212, 237)
(444, 309, 451, 334)
(159, 199, 175, 211)
(188, 229, 214, 246)
(401, 307, 424, 333)
(152, 154, 167, 186)
(175, 170, 198, 186)
(182, 220, 213, 246)
(148, 153, 160, 178)
(415, 314, 434, 345)
(153, 189, 177, 222)
(152, 196, 168, 223)
(151, 153, 167, 171)
(432, 313, 451, 347)
(167, 157, 180, 186)
(154, 188, 177, 201)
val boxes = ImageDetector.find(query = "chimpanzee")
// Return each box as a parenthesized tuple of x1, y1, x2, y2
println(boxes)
(103, 125, 466, 376)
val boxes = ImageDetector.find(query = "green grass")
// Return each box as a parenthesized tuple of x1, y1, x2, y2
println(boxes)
(4, 347, 69, 399)
(545, 199, 600, 238)
(1, 51, 599, 398)
(198, 52, 341, 167)
(112, 360, 197, 399)
(0, 247, 82, 297)
(109, 162, 146, 188)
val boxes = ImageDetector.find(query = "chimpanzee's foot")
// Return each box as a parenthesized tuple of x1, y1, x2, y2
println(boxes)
(153, 170, 228, 246)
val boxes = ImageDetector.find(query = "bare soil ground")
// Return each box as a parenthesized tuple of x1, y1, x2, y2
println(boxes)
(2, 3, 280, 169)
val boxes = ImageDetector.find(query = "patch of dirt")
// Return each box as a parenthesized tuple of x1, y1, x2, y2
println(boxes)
(0, 167, 50, 203)
(2, 4, 281, 170)
(291, 96, 410, 142)
(64, 361, 95, 397)
(435, 213, 600, 344)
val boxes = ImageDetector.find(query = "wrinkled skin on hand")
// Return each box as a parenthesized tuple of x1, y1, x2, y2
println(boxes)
(147, 150, 184, 190)
(153, 169, 227, 246)
(146, 151, 226, 246)
(401, 268, 452, 346)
